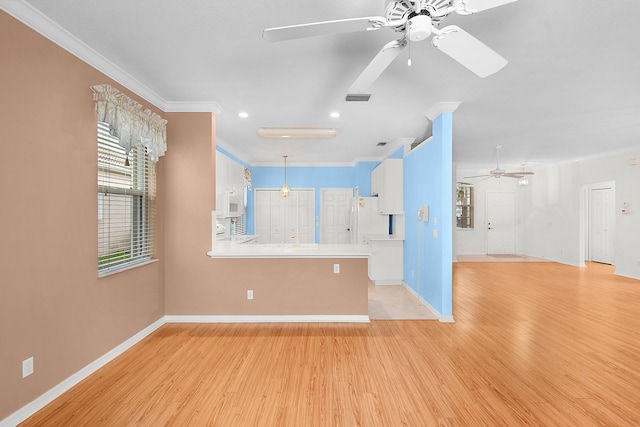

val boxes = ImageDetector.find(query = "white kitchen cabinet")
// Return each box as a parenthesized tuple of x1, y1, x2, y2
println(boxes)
(365, 236, 404, 285)
(216, 152, 245, 213)
(371, 158, 403, 214)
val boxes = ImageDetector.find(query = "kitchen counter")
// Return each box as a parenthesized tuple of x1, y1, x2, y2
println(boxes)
(208, 243, 372, 259)
(364, 234, 405, 241)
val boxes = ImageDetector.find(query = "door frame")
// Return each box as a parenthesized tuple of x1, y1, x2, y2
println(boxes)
(582, 181, 616, 265)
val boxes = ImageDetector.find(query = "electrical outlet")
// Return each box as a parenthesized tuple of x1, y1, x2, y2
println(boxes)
(22, 357, 34, 378)
(247, 290, 253, 300)
(333, 264, 340, 274)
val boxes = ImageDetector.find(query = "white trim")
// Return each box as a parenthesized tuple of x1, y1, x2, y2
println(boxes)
(0, 317, 165, 427)
(164, 101, 223, 115)
(165, 315, 371, 323)
(0, 312, 372, 426)
(401, 282, 455, 323)
(425, 101, 462, 121)
(0, 1, 222, 114)
(614, 271, 640, 281)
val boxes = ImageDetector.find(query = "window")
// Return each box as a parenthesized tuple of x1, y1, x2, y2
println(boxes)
(98, 122, 156, 275)
(456, 183, 474, 229)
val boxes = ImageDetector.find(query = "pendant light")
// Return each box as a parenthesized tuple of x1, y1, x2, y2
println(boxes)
(280, 155, 290, 198)
(518, 163, 529, 187)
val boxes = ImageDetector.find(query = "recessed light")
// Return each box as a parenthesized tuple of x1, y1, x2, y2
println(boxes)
(330, 112, 340, 118)
(238, 112, 249, 118)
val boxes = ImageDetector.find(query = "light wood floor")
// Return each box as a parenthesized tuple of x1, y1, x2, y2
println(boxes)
(21, 262, 640, 426)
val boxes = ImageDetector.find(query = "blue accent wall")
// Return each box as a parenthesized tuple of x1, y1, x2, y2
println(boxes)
(402, 113, 453, 317)
(250, 163, 377, 242)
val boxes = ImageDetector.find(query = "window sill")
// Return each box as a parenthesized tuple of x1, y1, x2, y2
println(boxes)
(98, 259, 159, 278)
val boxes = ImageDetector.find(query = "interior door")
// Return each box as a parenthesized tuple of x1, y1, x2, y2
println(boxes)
(590, 186, 614, 264)
(320, 189, 353, 244)
(486, 192, 516, 255)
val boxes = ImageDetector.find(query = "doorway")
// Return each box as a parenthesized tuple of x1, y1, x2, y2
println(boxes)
(486, 192, 516, 255)
(320, 188, 353, 244)
(587, 182, 615, 265)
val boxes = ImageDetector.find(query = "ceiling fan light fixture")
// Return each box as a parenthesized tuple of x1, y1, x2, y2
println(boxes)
(257, 128, 337, 139)
(408, 15, 432, 41)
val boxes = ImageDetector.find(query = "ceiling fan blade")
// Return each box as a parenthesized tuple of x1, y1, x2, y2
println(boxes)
(503, 171, 534, 178)
(432, 26, 507, 77)
(463, 174, 492, 179)
(263, 17, 384, 42)
(347, 39, 407, 94)
(462, 0, 519, 13)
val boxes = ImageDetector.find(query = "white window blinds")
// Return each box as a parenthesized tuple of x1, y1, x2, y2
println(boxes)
(98, 122, 156, 275)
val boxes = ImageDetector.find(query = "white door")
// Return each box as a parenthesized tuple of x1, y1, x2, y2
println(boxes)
(590, 186, 614, 264)
(286, 190, 315, 244)
(254, 189, 315, 244)
(321, 189, 353, 244)
(486, 192, 516, 255)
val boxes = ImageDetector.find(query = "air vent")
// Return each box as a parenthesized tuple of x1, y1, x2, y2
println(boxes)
(377, 142, 387, 146)
(345, 94, 371, 102)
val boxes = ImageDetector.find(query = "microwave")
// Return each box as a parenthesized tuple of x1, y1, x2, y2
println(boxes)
(223, 192, 243, 218)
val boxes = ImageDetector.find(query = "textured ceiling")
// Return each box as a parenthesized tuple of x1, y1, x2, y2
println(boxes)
(4, 0, 640, 167)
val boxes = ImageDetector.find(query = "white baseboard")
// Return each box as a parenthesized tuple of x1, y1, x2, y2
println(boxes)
(0, 317, 166, 427)
(614, 270, 640, 281)
(371, 280, 404, 285)
(165, 315, 371, 323)
(1, 313, 371, 426)
(401, 282, 455, 323)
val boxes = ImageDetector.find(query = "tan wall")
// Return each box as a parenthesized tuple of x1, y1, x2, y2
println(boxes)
(0, 11, 165, 420)
(0, 9, 367, 422)
(164, 114, 368, 316)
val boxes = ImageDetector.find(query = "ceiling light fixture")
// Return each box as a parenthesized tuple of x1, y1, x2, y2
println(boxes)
(257, 128, 337, 139)
(330, 112, 340, 118)
(280, 155, 290, 198)
(238, 112, 249, 118)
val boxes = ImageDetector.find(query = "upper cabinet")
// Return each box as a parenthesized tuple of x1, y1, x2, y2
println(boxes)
(371, 158, 403, 214)
(216, 152, 245, 211)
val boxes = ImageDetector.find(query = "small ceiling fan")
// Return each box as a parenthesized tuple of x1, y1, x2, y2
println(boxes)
(263, 0, 518, 96)
(464, 145, 534, 180)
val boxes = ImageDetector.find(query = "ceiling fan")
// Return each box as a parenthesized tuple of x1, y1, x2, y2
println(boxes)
(263, 0, 518, 97)
(464, 145, 534, 180)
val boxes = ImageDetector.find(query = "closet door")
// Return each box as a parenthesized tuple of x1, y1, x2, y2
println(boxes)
(255, 189, 315, 244)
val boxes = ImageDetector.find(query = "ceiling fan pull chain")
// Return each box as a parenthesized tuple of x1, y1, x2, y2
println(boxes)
(408, 38, 412, 66)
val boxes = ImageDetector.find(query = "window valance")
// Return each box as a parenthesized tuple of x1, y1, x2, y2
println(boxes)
(90, 84, 167, 162)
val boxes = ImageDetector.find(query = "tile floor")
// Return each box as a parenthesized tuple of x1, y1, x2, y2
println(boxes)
(368, 282, 438, 320)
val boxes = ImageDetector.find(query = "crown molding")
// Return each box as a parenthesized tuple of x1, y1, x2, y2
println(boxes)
(0, 0, 222, 114)
(425, 101, 462, 121)
(164, 101, 223, 115)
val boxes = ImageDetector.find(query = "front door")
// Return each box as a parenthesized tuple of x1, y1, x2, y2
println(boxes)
(486, 192, 516, 255)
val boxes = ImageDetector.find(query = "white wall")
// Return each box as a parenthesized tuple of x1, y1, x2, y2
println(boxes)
(576, 149, 640, 279)
(454, 166, 525, 256)
(456, 148, 640, 280)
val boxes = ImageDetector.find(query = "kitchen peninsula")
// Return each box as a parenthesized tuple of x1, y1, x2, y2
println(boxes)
(207, 238, 372, 322)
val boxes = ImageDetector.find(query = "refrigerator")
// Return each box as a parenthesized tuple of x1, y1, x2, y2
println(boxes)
(349, 196, 389, 244)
